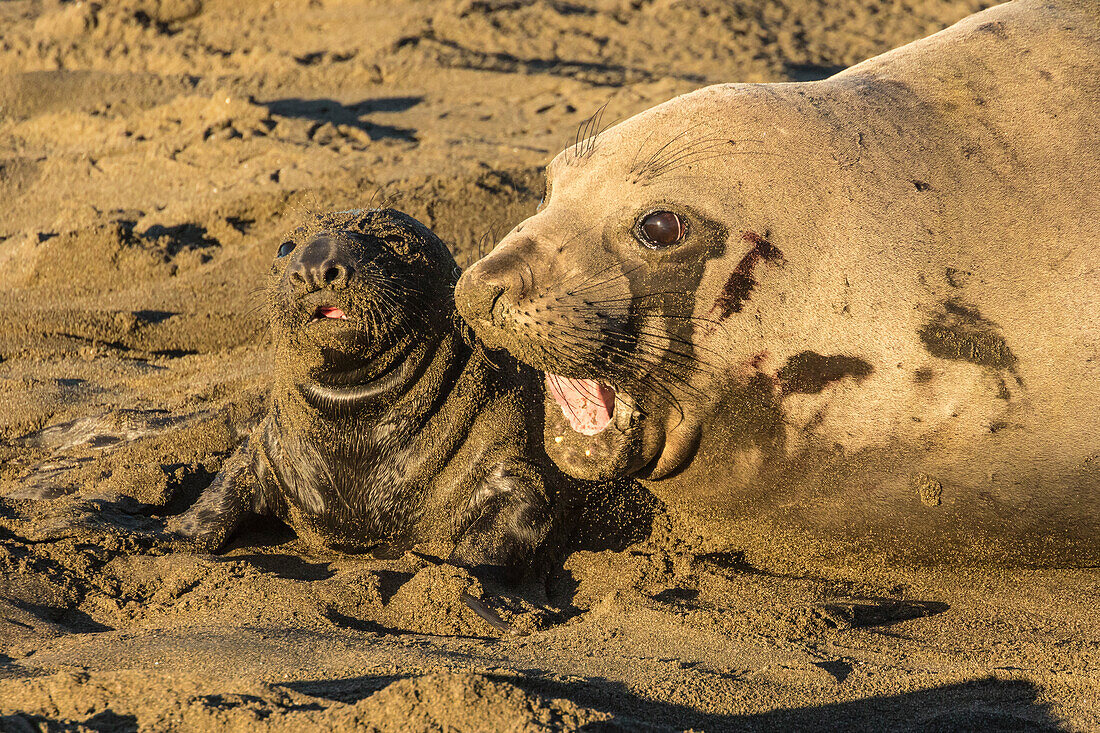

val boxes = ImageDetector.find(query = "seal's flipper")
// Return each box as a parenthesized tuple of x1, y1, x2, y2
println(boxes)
(450, 461, 553, 585)
(166, 440, 259, 552)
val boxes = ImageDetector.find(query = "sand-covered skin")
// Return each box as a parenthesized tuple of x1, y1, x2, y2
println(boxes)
(1, 0, 1098, 730)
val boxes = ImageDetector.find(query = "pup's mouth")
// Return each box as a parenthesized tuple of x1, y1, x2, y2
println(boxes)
(310, 305, 349, 323)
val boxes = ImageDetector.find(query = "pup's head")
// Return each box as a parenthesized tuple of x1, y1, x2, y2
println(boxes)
(268, 208, 460, 394)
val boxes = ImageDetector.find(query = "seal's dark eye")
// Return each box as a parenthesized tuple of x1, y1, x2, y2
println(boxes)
(637, 211, 686, 247)
(536, 197, 545, 212)
(277, 241, 296, 258)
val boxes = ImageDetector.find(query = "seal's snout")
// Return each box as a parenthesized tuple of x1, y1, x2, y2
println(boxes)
(455, 253, 531, 326)
(288, 237, 356, 294)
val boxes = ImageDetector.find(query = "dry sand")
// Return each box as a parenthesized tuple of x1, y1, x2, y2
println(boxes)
(1, 0, 1098, 730)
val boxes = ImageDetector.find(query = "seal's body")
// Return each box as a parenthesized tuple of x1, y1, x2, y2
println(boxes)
(456, 0, 1100, 564)
(171, 209, 553, 577)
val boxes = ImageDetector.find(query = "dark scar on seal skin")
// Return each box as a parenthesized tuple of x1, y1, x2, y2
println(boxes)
(919, 301, 1017, 372)
(776, 351, 874, 395)
(709, 230, 784, 322)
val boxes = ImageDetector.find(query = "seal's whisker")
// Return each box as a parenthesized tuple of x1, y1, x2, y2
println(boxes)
(648, 137, 731, 163)
(643, 144, 735, 178)
(570, 292, 720, 320)
(564, 347, 691, 421)
(562, 263, 654, 298)
(519, 258, 538, 298)
(472, 347, 502, 372)
(631, 125, 701, 176)
(581, 104, 602, 158)
(565, 263, 647, 297)
(545, 308, 717, 365)
(631, 131, 784, 182)
(551, 303, 729, 358)
(476, 224, 496, 262)
(639, 132, 728, 167)
(543, 309, 722, 372)
(629, 126, 660, 174)
(548, 322, 712, 400)
(546, 372, 585, 426)
(557, 258, 621, 295)
(367, 278, 422, 327)
(570, 297, 728, 329)
(576, 330, 715, 396)
(586, 102, 616, 159)
(549, 222, 601, 258)
(644, 150, 786, 181)
(542, 297, 720, 351)
(569, 102, 609, 164)
(372, 282, 434, 333)
(366, 184, 389, 211)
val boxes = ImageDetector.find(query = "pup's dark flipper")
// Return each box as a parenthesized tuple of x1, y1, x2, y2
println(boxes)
(166, 441, 258, 553)
(450, 460, 554, 585)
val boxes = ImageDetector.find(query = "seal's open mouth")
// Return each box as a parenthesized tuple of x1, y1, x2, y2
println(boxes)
(541, 370, 645, 481)
(545, 373, 616, 436)
(311, 305, 348, 322)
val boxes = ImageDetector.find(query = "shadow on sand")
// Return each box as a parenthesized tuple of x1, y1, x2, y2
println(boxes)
(284, 674, 1063, 732)
(262, 96, 421, 142)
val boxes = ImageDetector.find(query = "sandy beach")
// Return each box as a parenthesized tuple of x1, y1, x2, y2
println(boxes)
(1, 0, 1098, 730)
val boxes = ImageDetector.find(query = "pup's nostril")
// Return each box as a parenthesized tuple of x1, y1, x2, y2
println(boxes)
(291, 272, 305, 284)
(324, 266, 341, 284)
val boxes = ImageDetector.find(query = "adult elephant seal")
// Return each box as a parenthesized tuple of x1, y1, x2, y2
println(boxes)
(169, 208, 554, 581)
(455, 0, 1100, 565)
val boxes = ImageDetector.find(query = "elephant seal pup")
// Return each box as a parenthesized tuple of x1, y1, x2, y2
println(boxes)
(169, 208, 554, 580)
(455, 0, 1100, 565)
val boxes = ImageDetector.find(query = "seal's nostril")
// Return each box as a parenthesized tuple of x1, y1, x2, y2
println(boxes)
(324, 267, 340, 284)
(468, 282, 506, 324)
(486, 285, 506, 322)
(291, 272, 305, 284)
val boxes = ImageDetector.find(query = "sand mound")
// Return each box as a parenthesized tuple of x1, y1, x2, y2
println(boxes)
(0, 670, 612, 732)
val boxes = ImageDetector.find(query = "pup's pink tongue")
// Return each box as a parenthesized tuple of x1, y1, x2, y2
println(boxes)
(318, 306, 347, 319)
(545, 374, 615, 436)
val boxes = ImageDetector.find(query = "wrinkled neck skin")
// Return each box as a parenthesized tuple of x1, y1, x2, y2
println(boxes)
(274, 330, 455, 436)
(256, 324, 470, 549)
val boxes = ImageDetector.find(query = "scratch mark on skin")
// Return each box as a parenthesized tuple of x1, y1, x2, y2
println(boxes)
(710, 231, 784, 322)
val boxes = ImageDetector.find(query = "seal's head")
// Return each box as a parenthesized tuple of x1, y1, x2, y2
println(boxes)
(454, 93, 778, 483)
(269, 208, 461, 399)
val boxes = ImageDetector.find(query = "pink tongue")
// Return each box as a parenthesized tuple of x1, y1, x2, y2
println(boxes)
(319, 306, 347, 319)
(545, 374, 615, 436)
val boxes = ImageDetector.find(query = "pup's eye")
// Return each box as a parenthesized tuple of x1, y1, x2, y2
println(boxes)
(277, 241, 296, 257)
(384, 235, 413, 257)
(637, 211, 686, 247)
(536, 197, 545, 212)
